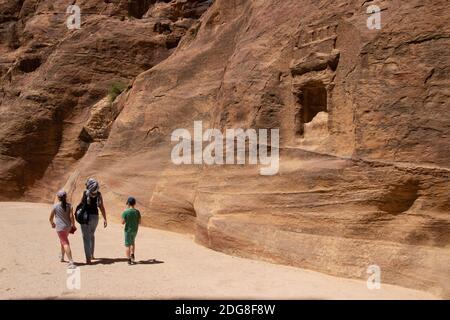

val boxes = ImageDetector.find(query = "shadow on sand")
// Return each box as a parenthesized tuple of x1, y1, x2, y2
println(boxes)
(138, 259, 164, 265)
(76, 258, 164, 266)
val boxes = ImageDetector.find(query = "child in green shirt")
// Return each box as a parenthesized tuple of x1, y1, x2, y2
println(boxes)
(121, 197, 141, 265)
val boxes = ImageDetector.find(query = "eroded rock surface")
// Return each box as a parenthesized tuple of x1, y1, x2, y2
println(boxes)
(1, 0, 449, 297)
(0, 0, 211, 200)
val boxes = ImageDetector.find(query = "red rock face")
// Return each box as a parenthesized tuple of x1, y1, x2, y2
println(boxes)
(1, 0, 449, 297)
(0, 0, 211, 200)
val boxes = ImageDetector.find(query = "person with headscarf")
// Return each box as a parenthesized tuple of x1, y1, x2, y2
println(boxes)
(49, 190, 76, 269)
(79, 178, 107, 264)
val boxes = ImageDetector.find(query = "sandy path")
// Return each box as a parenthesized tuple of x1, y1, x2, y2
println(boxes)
(0, 202, 438, 299)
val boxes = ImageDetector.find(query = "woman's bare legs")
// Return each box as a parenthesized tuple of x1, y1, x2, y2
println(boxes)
(63, 244, 74, 263)
(60, 244, 65, 262)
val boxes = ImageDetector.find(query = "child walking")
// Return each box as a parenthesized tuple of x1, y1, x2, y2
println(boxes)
(49, 190, 76, 269)
(121, 197, 141, 265)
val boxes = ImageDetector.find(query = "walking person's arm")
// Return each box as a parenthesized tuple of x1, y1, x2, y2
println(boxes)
(100, 203, 107, 228)
(69, 206, 75, 228)
(121, 210, 126, 225)
(49, 209, 56, 229)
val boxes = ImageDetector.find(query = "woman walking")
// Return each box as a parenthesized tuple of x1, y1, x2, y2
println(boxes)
(49, 190, 76, 269)
(79, 178, 107, 264)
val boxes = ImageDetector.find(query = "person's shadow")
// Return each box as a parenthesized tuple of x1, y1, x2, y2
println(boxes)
(89, 258, 127, 265)
(80, 258, 164, 266)
(138, 259, 164, 265)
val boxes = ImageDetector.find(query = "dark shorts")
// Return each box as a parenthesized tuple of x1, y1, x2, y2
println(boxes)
(124, 231, 137, 247)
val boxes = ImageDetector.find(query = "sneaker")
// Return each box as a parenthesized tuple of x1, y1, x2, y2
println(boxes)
(131, 254, 135, 263)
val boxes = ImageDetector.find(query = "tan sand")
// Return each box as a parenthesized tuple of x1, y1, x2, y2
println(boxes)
(0, 202, 438, 300)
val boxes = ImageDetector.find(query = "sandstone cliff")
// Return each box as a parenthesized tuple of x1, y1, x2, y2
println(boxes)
(0, 0, 211, 200)
(1, 0, 449, 297)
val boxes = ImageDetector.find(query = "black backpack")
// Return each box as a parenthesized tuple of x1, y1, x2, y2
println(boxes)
(75, 192, 89, 225)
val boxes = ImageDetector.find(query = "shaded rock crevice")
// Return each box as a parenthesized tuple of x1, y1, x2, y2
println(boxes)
(378, 179, 420, 215)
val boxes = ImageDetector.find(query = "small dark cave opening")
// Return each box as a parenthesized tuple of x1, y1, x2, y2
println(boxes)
(128, 0, 155, 19)
(378, 180, 420, 214)
(18, 57, 41, 73)
(295, 82, 328, 136)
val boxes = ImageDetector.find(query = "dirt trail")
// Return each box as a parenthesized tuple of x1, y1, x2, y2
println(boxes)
(0, 202, 438, 299)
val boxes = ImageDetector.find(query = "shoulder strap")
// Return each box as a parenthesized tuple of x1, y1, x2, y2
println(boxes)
(81, 191, 87, 206)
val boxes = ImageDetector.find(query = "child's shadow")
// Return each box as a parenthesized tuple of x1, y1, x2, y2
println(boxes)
(137, 259, 164, 265)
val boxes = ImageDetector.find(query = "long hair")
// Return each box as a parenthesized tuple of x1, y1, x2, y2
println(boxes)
(60, 195, 67, 212)
(56, 190, 68, 212)
(58, 195, 67, 211)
